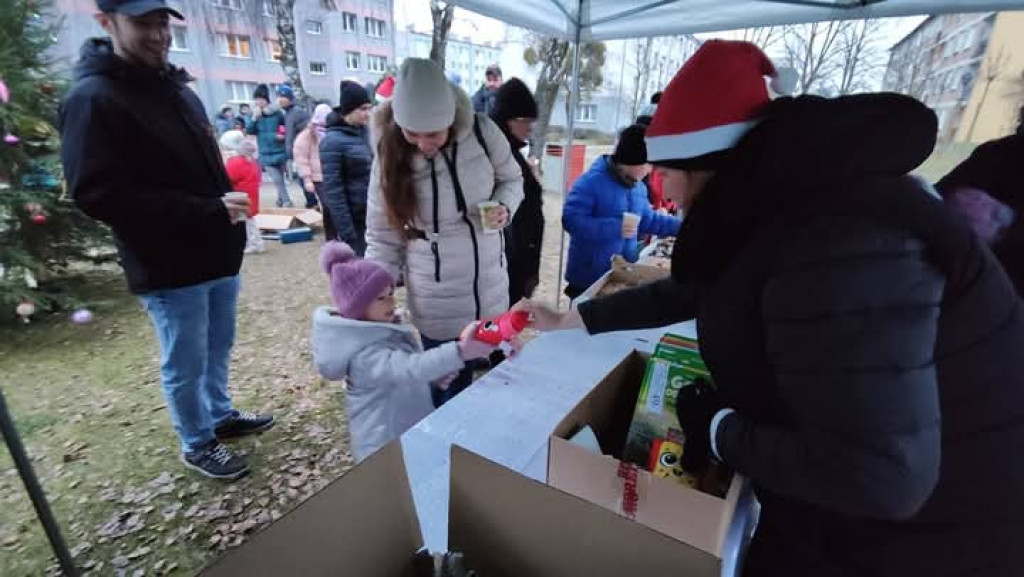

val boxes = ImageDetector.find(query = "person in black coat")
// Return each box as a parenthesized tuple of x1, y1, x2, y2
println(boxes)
(59, 2, 273, 481)
(319, 80, 374, 253)
(935, 109, 1024, 294)
(525, 40, 1024, 576)
(490, 78, 544, 303)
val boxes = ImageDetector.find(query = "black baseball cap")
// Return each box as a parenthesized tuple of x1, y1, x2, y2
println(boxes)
(97, 0, 184, 19)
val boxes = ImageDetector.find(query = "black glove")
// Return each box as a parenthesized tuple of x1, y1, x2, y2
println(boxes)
(675, 377, 724, 474)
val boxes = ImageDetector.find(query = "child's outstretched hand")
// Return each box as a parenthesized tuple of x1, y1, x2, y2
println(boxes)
(457, 322, 498, 361)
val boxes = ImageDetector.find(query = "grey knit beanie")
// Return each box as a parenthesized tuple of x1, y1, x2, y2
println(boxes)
(392, 58, 457, 133)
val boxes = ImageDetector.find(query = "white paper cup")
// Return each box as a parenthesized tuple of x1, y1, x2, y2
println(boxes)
(622, 211, 640, 237)
(224, 192, 249, 222)
(478, 201, 503, 234)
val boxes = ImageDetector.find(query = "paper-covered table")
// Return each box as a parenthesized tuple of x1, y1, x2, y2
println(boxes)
(400, 321, 759, 577)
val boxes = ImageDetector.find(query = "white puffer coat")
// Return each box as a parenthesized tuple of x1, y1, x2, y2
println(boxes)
(365, 87, 524, 341)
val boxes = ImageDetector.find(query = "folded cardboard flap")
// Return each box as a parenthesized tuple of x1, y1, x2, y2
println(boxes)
(256, 208, 324, 230)
(199, 443, 422, 577)
(449, 446, 719, 577)
(253, 213, 297, 231)
(547, 351, 743, 567)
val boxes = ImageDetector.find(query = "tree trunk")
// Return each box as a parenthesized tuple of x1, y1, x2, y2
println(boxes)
(274, 0, 307, 105)
(531, 80, 559, 158)
(429, 0, 455, 69)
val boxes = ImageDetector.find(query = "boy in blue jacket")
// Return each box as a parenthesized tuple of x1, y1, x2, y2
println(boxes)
(562, 124, 681, 298)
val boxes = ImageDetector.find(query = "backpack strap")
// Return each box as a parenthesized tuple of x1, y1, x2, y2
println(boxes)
(473, 114, 490, 159)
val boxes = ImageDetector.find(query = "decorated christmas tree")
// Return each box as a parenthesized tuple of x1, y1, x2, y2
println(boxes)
(0, 0, 112, 323)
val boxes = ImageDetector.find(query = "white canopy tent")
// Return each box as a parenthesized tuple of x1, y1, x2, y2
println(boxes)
(457, 0, 1024, 41)
(453, 0, 1024, 302)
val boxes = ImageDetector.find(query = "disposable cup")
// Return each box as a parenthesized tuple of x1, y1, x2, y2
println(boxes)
(225, 192, 249, 222)
(478, 201, 503, 234)
(622, 211, 641, 237)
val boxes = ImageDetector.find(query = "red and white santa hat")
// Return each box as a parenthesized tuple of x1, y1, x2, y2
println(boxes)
(646, 40, 796, 168)
(375, 76, 395, 103)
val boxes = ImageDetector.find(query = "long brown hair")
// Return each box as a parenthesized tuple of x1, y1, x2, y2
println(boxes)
(377, 106, 418, 229)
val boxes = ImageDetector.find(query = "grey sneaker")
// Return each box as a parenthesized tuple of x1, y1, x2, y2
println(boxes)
(181, 441, 250, 481)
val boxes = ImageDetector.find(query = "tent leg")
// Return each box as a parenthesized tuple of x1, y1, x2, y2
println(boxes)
(0, 388, 78, 576)
(555, 14, 584, 309)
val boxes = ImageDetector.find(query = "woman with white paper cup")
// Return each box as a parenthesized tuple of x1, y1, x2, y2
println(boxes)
(364, 58, 523, 407)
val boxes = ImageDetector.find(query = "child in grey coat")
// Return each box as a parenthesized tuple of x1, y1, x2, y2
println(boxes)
(312, 242, 496, 462)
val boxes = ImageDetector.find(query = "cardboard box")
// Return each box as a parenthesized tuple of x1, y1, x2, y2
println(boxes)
(254, 208, 323, 231)
(548, 351, 745, 574)
(201, 442, 719, 577)
(575, 255, 670, 304)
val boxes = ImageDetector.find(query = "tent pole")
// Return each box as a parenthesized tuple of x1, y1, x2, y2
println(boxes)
(555, 3, 584, 309)
(0, 388, 78, 576)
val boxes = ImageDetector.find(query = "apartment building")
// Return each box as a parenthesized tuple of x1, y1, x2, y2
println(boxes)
(395, 29, 502, 95)
(883, 11, 1024, 144)
(50, 0, 395, 117)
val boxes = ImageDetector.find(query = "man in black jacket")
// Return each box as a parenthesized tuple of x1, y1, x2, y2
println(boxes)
(489, 78, 544, 304)
(526, 41, 1024, 575)
(472, 64, 502, 116)
(60, 0, 273, 481)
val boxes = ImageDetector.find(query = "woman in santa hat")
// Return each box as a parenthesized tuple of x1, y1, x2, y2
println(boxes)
(525, 40, 1024, 575)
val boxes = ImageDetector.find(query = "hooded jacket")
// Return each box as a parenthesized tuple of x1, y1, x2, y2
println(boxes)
(577, 93, 1024, 576)
(563, 156, 681, 290)
(365, 88, 524, 341)
(319, 111, 373, 248)
(246, 104, 287, 167)
(311, 307, 462, 462)
(282, 103, 311, 161)
(59, 38, 244, 294)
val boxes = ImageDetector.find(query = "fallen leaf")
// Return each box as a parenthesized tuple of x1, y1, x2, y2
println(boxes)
(126, 545, 151, 560)
(148, 472, 174, 488)
(112, 555, 129, 568)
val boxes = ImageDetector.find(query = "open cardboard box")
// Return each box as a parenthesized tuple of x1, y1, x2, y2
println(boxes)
(575, 255, 670, 305)
(201, 441, 719, 577)
(548, 350, 747, 576)
(254, 207, 323, 232)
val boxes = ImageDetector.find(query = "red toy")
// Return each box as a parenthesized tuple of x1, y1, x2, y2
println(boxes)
(474, 310, 529, 346)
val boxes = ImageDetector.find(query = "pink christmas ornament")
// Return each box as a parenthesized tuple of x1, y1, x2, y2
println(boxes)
(4, 133, 18, 145)
(71, 308, 93, 324)
(0, 79, 8, 103)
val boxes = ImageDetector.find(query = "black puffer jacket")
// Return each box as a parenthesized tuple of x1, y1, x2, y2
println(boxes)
(579, 94, 1024, 576)
(491, 123, 544, 303)
(60, 39, 243, 293)
(319, 111, 372, 252)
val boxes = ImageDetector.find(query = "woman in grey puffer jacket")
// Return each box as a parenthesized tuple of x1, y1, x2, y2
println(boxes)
(319, 81, 374, 251)
(365, 58, 523, 407)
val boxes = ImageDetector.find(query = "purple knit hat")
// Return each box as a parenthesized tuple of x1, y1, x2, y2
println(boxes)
(320, 242, 394, 320)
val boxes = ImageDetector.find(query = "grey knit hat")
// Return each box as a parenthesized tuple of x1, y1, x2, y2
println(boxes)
(392, 58, 457, 133)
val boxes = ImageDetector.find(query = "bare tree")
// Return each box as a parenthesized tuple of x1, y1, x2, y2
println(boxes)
(629, 37, 653, 121)
(523, 36, 606, 157)
(967, 47, 1008, 141)
(784, 21, 847, 94)
(834, 19, 887, 95)
(429, 0, 455, 69)
(741, 26, 783, 52)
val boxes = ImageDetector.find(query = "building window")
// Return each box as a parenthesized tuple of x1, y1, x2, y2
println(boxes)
(170, 25, 189, 52)
(265, 39, 281, 62)
(346, 51, 361, 70)
(309, 61, 328, 76)
(226, 80, 258, 103)
(262, 0, 273, 16)
(216, 33, 252, 59)
(367, 54, 388, 73)
(306, 20, 323, 35)
(210, 0, 243, 10)
(342, 12, 357, 32)
(576, 103, 597, 123)
(364, 17, 386, 38)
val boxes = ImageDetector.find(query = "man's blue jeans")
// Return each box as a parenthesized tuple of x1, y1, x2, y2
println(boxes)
(139, 275, 240, 453)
